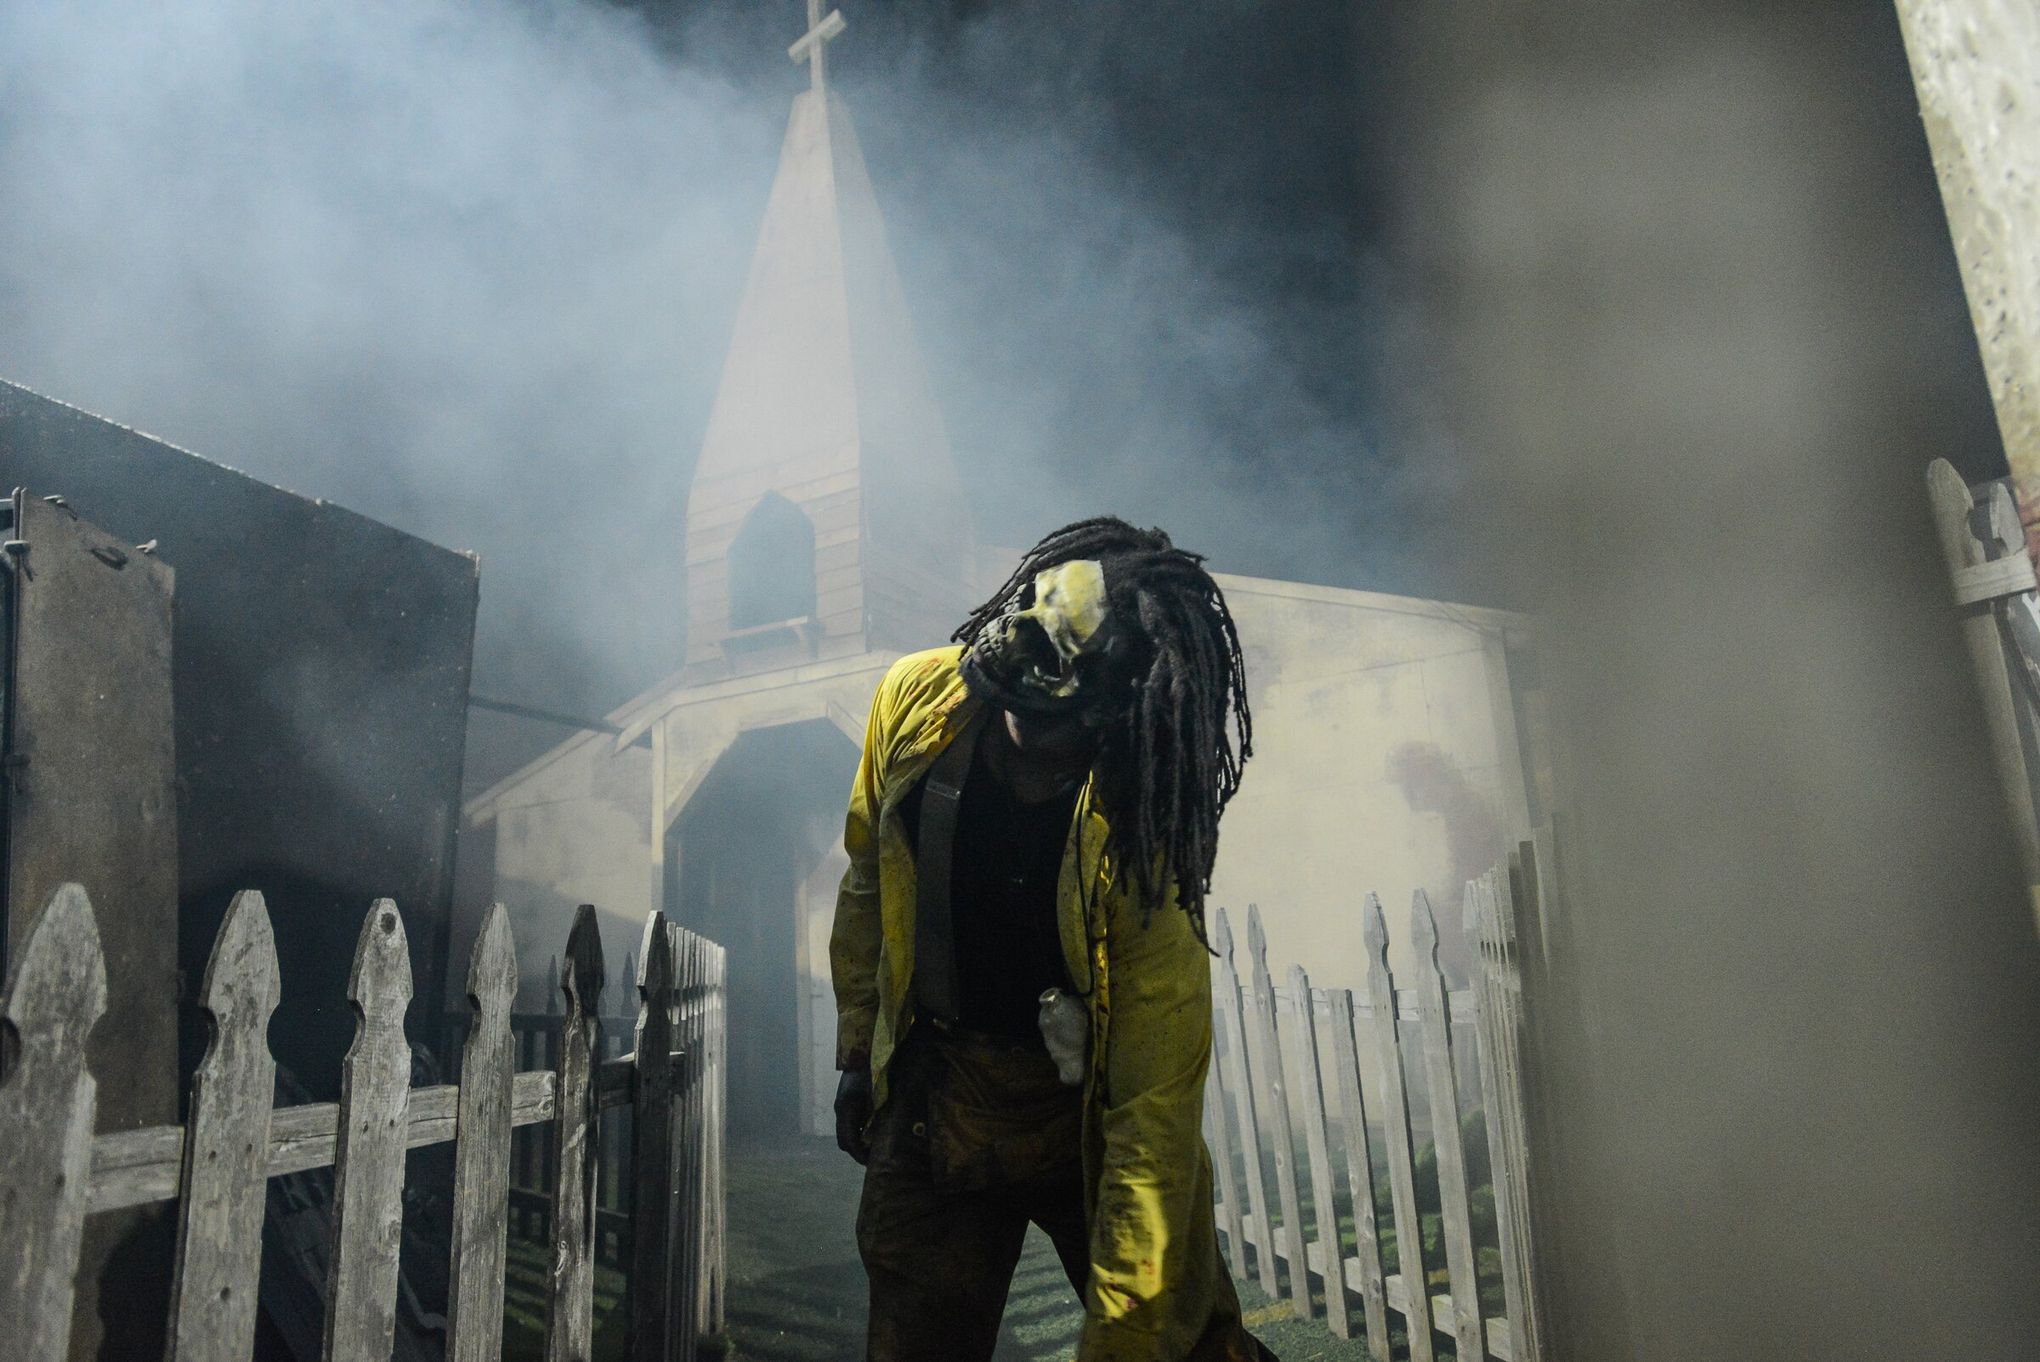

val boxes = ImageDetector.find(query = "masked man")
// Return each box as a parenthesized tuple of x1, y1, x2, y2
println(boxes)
(831, 517, 1277, 1362)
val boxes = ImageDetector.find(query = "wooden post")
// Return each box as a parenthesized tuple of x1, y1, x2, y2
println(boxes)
(1362, 894, 1435, 1361)
(166, 890, 280, 1362)
(1412, 893, 1488, 1362)
(448, 904, 518, 1362)
(630, 913, 678, 1361)
(1327, 987, 1392, 1362)
(323, 901, 415, 1362)
(546, 905, 606, 1362)
(1244, 906, 1310, 1317)
(1288, 968, 1353, 1338)
(0, 883, 107, 1362)
(1211, 908, 1278, 1297)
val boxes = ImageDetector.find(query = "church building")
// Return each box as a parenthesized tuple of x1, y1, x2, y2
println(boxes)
(461, 8, 1545, 1138)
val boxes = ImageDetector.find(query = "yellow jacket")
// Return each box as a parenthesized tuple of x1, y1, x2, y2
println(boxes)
(831, 646, 1230, 1362)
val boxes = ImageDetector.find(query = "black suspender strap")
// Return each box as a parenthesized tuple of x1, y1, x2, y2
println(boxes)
(913, 708, 987, 1025)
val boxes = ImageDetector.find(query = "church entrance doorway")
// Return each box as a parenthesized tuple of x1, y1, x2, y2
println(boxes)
(667, 718, 859, 1138)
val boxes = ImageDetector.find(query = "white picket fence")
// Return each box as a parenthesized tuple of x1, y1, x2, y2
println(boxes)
(1204, 865, 1545, 1362)
(0, 884, 727, 1362)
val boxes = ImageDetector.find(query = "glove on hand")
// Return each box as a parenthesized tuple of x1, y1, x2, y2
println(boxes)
(835, 1066, 874, 1164)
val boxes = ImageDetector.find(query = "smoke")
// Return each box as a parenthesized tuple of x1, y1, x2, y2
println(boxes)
(0, 0, 774, 745)
(1383, 4, 2040, 1358)
(0, 0, 1422, 792)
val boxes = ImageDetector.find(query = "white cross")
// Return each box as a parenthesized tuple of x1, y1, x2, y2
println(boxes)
(788, 0, 847, 93)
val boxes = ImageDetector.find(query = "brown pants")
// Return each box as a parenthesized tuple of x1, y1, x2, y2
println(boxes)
(856, 1027, 1276, 1362)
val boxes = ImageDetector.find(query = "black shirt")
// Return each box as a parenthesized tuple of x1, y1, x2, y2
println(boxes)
(898, 734, 1079, 1043)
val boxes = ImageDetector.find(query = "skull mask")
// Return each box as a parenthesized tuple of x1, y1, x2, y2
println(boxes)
(962, 559, 1120, 715)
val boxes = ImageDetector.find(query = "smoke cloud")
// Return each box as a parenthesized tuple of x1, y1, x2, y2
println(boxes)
(1383, 5, 2040, 1358)
(0, 0, 1417, 791)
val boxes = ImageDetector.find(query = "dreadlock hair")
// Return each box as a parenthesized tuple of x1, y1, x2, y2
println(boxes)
(953, 516, 1253, 946)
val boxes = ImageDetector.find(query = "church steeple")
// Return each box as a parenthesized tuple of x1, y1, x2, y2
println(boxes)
(682, 7, 973, 684)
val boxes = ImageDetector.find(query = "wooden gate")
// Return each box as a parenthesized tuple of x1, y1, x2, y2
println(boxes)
(0, 883, 726, 1362)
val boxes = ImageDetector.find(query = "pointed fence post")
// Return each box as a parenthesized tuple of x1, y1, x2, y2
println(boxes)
(167, 890, 280, 1362)
(0, 884, 107, 1362)
(1412, 892, 1487, 1362)
(448, 904, 518, 1362)
(1469, 871, 1537, 1362)
(545, 952, 564, 1244)
(1326, 987, 1391, 1362)
(1245, 906, 1310, 1318)
(1288, 966, 1352, 1339)
(546, 906, 605, 1362)
(630, 913, 677, 1361)
(1363, 894, 1434, 1362)
(703, 938, 728, 1339)
(323, 901, 415, 1362)
(1212, 908, 1278, 1297)
(667, 925, 701, 1361)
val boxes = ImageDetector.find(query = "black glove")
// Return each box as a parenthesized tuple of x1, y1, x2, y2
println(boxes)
(835, 1066, 874, 1164)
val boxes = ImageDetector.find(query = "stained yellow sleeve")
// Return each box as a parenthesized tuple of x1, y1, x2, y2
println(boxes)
(1080, 887, 1222, 1362)
(828, 669, 893, 1071)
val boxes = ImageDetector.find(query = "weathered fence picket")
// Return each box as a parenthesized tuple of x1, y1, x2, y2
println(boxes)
(0, 882, 106, 1362)
(1360, 894, 1436, 1362)
(681, 925, 705, 1353)
(631, 913, 678, 1360)
(670, 927, 702, 1359)
(324, 901, 415, 1362)
(447, 904, 517, 1362)
(1325, 986, 1392, 1360)
(546, 907, 605, 1362)
(701, 931, 729, 1341)
(1243, 906, 1310, 1319)
(1286, 965, 1351, 1339)
(0, 880, 726, 1362)
(1412, 892, 1488, 1362)
(1211, 908, 1278, 1297)
(166, 889, 280, 1362)
(1469, 872, 1537, 1362)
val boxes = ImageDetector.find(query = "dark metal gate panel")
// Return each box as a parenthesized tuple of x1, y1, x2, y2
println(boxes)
(3, 489, 178, 1124)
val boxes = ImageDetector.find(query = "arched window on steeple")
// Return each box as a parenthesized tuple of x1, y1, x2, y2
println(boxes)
(727, 492, 817, 630)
